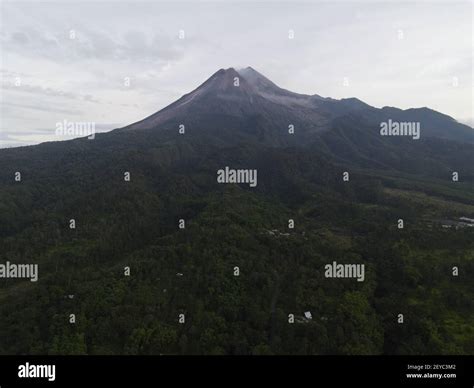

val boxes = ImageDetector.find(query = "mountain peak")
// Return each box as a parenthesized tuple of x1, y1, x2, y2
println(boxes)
(237, 66, 259, 75)
(201, 67, 256, 96)
(121, 67, 473, 144)
(214, 67, 239, 76)
(204, 67, 241, 87)
(201, 67, 290, 98)
(123, 66, 326, 131)
(236, 66, 280, 92)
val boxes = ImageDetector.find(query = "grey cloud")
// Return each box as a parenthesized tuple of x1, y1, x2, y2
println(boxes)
(3, 26, 184, 64)
(2, 101, 83, 115)
(11, 31, 29, 45)
(1, 80, 101, 103)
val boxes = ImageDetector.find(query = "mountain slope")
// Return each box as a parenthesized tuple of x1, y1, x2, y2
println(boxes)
(119, 67, 473, 144)
(0, 67, 473, 355)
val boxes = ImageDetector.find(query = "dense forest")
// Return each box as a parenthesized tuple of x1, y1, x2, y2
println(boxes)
(0, 129, 473, 355)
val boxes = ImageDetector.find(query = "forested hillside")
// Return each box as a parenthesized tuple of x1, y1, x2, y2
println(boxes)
(0, 67, 473, 355)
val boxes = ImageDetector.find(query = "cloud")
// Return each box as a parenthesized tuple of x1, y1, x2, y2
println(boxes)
(1, 24, 184, 65)
(1, 76, 101, 103)
(2, 101, 84, 115)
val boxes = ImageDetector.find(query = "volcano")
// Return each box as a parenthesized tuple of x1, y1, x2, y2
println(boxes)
(119, 67, 473, 146)
(1, 66, 473, 183)
(0, 67, 473, 356)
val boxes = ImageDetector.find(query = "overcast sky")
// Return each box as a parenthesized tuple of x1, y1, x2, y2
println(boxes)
(0, 0, 472, 148)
